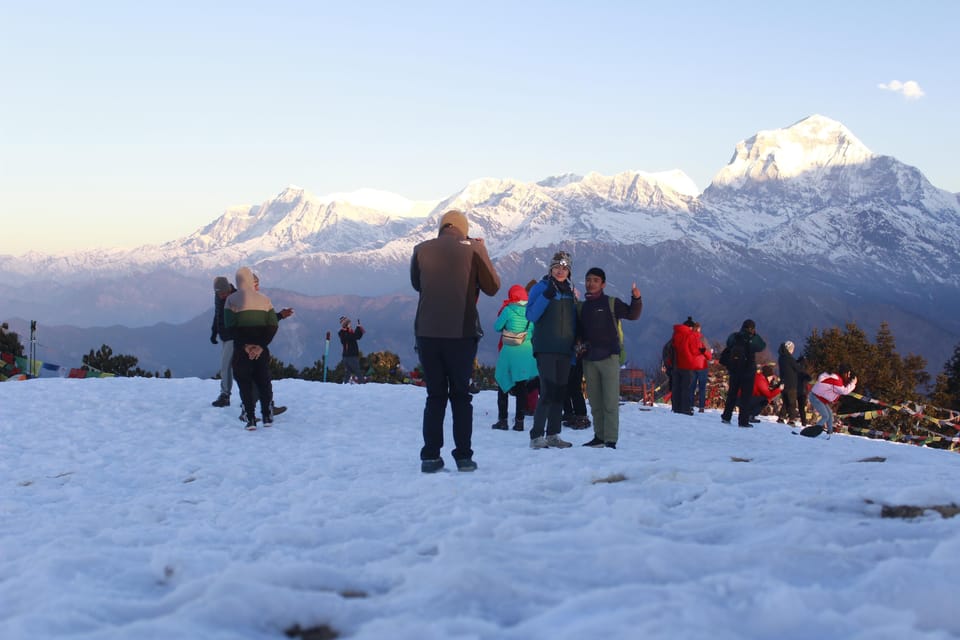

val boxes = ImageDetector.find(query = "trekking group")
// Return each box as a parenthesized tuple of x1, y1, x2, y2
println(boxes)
(208, 208, 857, 470)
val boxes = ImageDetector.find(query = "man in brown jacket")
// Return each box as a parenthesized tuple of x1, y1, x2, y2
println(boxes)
(411, 209, 500, 473)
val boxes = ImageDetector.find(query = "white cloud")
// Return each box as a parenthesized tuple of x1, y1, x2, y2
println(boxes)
(877, 79, 925, 100)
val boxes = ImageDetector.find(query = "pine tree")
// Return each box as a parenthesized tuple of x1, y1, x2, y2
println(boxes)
(0, 322, 25, 357)
(931, 343, 960, 410)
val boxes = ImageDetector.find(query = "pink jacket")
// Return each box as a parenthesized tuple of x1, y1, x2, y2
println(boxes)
(811, 373, 857, 404)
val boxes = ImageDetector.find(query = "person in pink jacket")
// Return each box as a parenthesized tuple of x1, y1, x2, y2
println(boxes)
(808, 364, 858, 438)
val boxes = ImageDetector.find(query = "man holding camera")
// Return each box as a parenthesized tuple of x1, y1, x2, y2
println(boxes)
(411, 209, 500, 473)
(747, 364, 782, 423)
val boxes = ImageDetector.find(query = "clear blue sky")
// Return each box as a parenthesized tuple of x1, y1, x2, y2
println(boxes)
(2, 0, 957, 254)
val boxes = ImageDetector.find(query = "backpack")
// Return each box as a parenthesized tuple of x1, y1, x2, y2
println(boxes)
(577, 297, 626, 365)
(661, 339, 675, 371)
(719, 334, 749, 370)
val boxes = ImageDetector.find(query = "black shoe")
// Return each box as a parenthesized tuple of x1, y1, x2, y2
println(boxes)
(272, 404, 287, 416)
(491, 418, 509, 430)
(455, 458, 478, 472)
(512, 419, 524, 431)
(262, 412, 273, 427)
(738, 423, 753, 428)
(244, 415, 257, 431)
(604, 442, 617, 449)
(582, 437, 604, 447)
(721, 418, 731, 424)
(421, 458, 444, 473)
(212, 395, 230, 407)
(750, 418, 761, 423)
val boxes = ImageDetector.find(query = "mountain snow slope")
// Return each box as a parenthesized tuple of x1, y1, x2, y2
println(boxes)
(2, 115, 960, 377)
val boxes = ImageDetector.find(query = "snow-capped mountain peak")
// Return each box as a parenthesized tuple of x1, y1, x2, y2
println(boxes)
(711, 114, 874, 188)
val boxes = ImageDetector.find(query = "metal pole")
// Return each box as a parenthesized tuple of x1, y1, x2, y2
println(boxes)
(29, 320, 37, 378)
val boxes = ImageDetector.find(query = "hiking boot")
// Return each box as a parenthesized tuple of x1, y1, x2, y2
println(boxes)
(576, 415, 592, 428)
(491, 418, 509, 430)
(244, 415, 257, 431)
(530, 436, 548, 449)
(421, 458, 444, 473)
(545, 434, 572, 448)
(262, 412, 273, 427)
(512, 418, 524, 431)
(272, 404, 287, 416)
(604, 442, 617, 449)
(738, 423, 753, 428)
(212, 395, 230, 407)
(582, 436, 604, 447)
(721, 418, 731, 424)
(455, 458, 478, 472)
(698, 408, 705, 413)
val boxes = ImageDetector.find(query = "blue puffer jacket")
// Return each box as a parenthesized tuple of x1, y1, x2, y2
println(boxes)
(526, 276, 577, 355)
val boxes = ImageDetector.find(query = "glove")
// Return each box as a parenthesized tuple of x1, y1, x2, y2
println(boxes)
(210, 332, 218, 344)
(542, 284, 557, 299)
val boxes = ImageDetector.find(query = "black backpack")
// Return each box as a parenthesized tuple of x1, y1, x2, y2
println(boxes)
(719, 334, 749, 370)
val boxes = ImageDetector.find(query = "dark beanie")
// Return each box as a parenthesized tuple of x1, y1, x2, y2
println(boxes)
(741, 319, 756, 331)
(683, 316, 696, 328)
(585, 267, 606, 283)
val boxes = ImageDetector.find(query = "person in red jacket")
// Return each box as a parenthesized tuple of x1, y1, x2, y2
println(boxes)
(688, 321, 712, 413)
(671, 317, 703, 415)
(747, 364, 782, 424)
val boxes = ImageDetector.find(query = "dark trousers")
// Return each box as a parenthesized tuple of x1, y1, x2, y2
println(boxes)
(778, 388, 799, 421)
(532, 353, 571, 439)
(417, 336, 478, 462)
(747, 395, 769, 419)
(798, 393, 809, 425)
(690, 368, 708, 410)
(497, 382, 530, 420)
(233, 346, 273, 420)
(671, 368, 693, 413)
(722, 369, 753, 426)
(563, 359, 587, 417)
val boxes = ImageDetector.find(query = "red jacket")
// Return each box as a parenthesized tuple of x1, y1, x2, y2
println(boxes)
(691, 332, 712, 370)
(672, 324, 703, 370)
(753, 371, 782, 400)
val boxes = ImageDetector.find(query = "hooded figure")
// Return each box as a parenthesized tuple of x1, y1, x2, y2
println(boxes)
(493, 286, 538, 396)
(224, 266, 279, 429)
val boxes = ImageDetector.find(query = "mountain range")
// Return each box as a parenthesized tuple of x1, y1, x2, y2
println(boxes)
(3, 114, 960, 380)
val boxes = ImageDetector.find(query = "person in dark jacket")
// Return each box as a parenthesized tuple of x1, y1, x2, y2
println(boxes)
(210, 276, 237, 407)
(777, 341, 803, 425)
(720, 319, 767, 427)
(224, 267, 279, 430)
(411, 209, 500, 473)
(525, 251, 578, 450)
(577, 266, 642, 448)
(338, 316, 365, 383)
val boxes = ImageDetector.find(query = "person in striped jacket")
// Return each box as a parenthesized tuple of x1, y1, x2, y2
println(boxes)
(809, 364, 858, 438)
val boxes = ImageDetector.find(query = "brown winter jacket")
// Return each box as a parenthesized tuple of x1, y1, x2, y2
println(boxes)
(410, 226, 500, 338)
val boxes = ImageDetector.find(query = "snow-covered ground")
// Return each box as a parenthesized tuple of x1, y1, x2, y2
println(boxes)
(2, 378, 959, 639)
